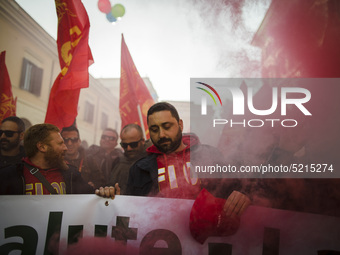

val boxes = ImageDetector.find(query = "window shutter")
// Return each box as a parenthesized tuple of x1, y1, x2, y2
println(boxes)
(31, 65, 43, 96)
(19, 58, 28, 89)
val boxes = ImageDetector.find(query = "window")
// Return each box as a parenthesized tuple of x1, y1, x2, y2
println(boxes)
(101, 112, 108, 130)
(84, 101, 94, 123)
(19, 58, 43, 96)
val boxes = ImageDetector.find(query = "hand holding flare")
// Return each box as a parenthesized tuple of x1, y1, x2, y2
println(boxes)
(190, 189, 251, 244)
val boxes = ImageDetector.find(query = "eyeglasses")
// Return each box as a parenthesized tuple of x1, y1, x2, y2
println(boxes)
(63, 137, 79, 143)
(101, 135, 117, 141)
(0, 130, 21, 137)
(120, 139, 143, 149)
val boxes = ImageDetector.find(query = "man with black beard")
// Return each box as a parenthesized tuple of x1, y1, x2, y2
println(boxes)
(0, 116, 26, 169)
(97, 102, 249, 201)
(124, 102, 249, 200)
(96, 102, 250, 243)
(0, 123, 94, 195)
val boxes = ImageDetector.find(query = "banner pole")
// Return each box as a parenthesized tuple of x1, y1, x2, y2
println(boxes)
(137, 104, 146, 139)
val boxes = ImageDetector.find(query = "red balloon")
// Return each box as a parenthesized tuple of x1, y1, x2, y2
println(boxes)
(98, 0, 111, 14)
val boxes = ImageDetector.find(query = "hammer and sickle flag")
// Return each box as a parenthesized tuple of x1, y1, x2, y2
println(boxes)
(119, 34, 155, 139)
(0, 51, 16, 122)
(45, 0, 93, 129)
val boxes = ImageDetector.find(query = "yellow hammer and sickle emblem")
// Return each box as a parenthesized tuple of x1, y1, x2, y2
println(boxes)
(60, 26, 82, 76)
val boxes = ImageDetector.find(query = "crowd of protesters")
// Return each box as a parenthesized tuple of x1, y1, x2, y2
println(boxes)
(0, 117, 149, 195)
(1, 103, 252, 255)
(0, 102, 251, 241)
(3, 101, 340, 255)
(0, 103, 248, 205)
(1, 101, 339, 219)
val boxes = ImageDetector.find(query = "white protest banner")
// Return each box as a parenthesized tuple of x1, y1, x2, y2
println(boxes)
(0, 195, 339, 254)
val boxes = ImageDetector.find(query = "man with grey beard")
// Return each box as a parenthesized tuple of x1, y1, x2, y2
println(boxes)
(0, 123, 93, 195)
(0, 116, 26, 169)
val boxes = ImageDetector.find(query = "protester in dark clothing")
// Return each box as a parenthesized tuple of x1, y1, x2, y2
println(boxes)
(108, 124, 147, 194)
(0, 123, 93, 195)
(0, 146, 25, 169)
(97, 102, 250, 209)
(126, 133, 229, 198)
(0, 116, 26, 169)
(65, 146, 86, 172)
(96, 102, 250, 243)
(83, 128, 123, 189)
(61, 126, 87, 173)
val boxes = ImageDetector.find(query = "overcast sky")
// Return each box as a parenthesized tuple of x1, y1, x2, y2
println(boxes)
(15, 0, 270, 102)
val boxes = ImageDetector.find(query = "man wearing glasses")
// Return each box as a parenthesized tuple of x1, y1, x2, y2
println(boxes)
(0, 116, 26, 169)
(61, 126, 85, 173)
(84, 128, 123, 189)
(108, 124, 147, 194)
(0, 123, 94, 195)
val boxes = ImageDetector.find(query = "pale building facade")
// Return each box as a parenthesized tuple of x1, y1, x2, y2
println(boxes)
(98, 79, 190, 133)
(98, 77, 159, 103)
(167, 100, 190, 134)
(0, 0, 145, 146)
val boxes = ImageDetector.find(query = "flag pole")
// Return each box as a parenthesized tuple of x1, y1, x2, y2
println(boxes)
(137, 104, 146, 139)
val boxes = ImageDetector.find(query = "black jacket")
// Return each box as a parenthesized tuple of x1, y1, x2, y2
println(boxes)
(0, 145, 26, 169)
(83, 145, 123, 189)
(126, 153, 159, 196)
(0, 162, 94, 195)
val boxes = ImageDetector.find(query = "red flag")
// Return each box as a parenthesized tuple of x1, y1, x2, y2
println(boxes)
(119, 34, 155, 138)
(0, 51, 16, 122)
(45, 0, 93, 129)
